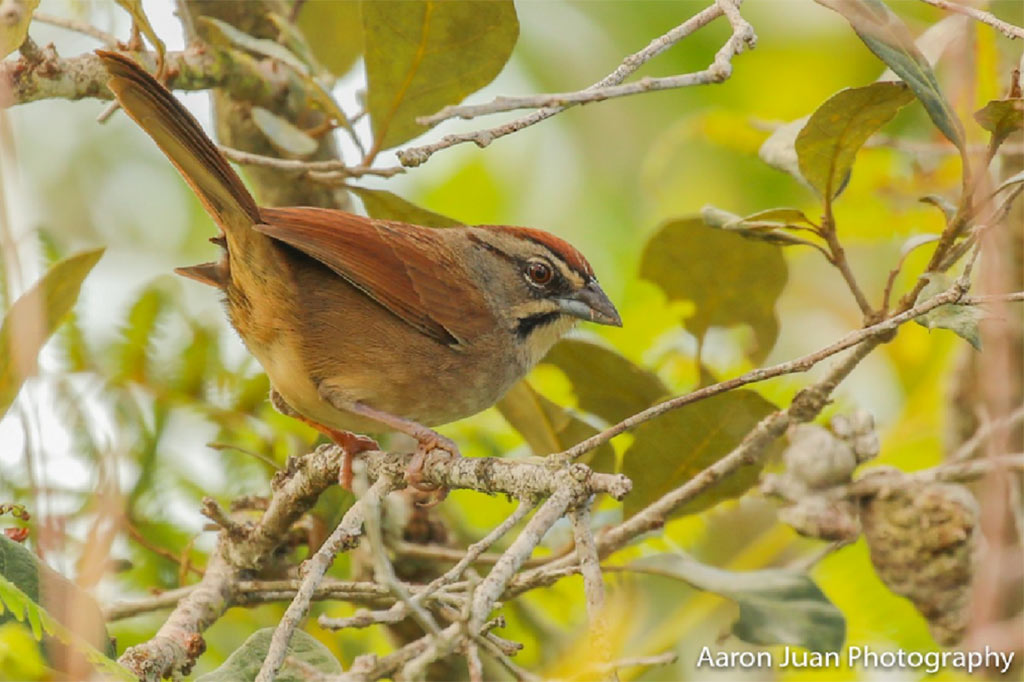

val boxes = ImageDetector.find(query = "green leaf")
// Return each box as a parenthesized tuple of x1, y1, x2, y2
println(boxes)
(629, 553, 846, 652)
(251, 106, 319, 157)
(363, 0, 519, 150)
(0, 248, 104, 420)
(622, 390, 781, 518)
(297, 0, 364, 78)
(542, 339, 668, 424)
(0, 0, 38, 58)
(0, 537, 128, 678)
(974, 98, 1023, 147)
(914, 273, 982, 349)
(740, 208, 817, 228)
(640, 218, 788, 363)
(497, 381, 615, 473)
(196, 628, 341, 682)
(350, 187, 462, 228)
(796, 82, 915, 200)
(815, 0, 965, 150)
(112, 285, 169, 384)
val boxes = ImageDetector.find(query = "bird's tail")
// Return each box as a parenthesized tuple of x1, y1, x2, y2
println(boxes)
(97, 51, 263, 287)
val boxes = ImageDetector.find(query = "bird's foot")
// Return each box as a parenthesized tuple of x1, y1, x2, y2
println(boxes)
(330, 430, 380, 490)
(406, 432, 461, 507)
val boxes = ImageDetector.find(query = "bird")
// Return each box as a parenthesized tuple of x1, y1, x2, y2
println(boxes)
(97, 51, 621, 495)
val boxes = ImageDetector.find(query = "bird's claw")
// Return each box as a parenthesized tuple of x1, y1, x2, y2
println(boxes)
(405, 434, 460, 506)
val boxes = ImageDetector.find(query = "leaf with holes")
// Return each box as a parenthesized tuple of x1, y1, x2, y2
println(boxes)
(0, 249, 103, 420)
(796, 82, 915, 200)
(816, 0, 964, 150)
(362, 0, 519, 151)
(641, 218, 787, 363)
(350, 187, 461, 228)
(622, 390, 781, 518)
(497, 381, 615, 473)
(543, 339, 668, 424)
(630, 553, 846, 651)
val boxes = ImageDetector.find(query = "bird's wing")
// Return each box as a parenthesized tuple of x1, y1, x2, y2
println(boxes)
(257, 207, 494, 347)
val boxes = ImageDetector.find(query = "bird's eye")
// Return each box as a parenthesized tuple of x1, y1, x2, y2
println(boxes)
(525, 261, 553, 285)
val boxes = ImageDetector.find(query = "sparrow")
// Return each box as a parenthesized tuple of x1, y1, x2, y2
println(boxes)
(98, 51, 621, 493)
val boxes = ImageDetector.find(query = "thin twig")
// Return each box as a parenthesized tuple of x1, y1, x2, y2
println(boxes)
(916, 0, 1024, 39)
(558, 284, 1024, 462)
(951, 407, 1024, 461)
(255, 476, 397, 682)
(32, 11, 121, 47)
(397, 0, 755, 167)
(218, 146, 403, 178)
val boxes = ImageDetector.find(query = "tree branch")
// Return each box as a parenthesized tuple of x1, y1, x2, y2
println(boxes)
(916, 0, 1024, 40)
(396, 0, 756, 167)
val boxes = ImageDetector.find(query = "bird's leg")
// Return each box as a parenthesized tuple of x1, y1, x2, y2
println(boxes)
(270, 389, 378, 490)
(317, 386, 460, 502)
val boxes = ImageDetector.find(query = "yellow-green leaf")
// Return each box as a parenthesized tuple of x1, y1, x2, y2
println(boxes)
(350, 186, 461, 228)
(640, 218, 787, 363)
(363, 0, 519, 151)
(0, 248, 104, 419)
(542, 339, 668, 424)
(796, 82, 914, 200)
(0, 0, 38, 58)
(113, 0, 165, 67)
(622, 390, 780, 518)
(497, 381, 615, 473)
(297, 0, 364, 78)
(815, 0, 965, 150)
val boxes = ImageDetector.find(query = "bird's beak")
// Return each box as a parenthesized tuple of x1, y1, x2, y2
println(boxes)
(558, 281, 623, 327)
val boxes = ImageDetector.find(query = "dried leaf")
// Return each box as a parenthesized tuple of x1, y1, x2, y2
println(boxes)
(363, 0, 519, 150)
(796, 82, 915, 200)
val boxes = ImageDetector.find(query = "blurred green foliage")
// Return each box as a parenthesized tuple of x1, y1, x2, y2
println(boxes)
(1, 0, 1020, 679)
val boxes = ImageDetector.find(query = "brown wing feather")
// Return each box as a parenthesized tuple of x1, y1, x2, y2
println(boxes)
(257, 208, 494, 347)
